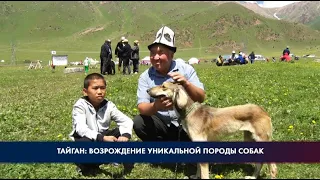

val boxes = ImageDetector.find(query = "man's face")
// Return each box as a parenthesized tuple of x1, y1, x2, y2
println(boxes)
(83, 79, 106, 106)
(149, 44, 174, 75)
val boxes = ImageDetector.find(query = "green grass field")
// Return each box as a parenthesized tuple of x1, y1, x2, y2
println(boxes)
(0, 58, 319, 179)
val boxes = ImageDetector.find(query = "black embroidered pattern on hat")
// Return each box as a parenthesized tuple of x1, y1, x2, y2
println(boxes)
(157, 33, 162, 39)
(164, 33, 172, 42)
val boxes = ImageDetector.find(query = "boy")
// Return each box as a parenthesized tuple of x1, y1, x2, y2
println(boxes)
(69, 73, 133, 175)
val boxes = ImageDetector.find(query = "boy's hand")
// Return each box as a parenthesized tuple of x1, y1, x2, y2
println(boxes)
(103, 136, 118, 142)
(117, 136, 129, 142)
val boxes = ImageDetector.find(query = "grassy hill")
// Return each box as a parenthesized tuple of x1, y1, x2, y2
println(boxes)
(1, 1, 320, 64)
(308, 16, 320, 31)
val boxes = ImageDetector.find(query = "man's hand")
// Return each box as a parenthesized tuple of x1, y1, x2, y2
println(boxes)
(168, 71, 205, 103)
(153, 96, 173, 111)
(103, 136, 118, 142)
(167, 72, 190, 87)
(117, 136, 129, 142)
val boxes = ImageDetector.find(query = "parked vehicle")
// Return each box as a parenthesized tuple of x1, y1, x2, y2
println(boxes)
(302, 54, 315, 58)
(290, 54, 300, 60)
(255, 55, 266, 61)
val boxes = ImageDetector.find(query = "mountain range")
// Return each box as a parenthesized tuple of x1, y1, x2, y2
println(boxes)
(238, 1, 320, 30)
(0, 1, 319, 62)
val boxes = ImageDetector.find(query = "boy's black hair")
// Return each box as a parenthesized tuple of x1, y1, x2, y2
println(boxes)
(84, 73, 106, 89)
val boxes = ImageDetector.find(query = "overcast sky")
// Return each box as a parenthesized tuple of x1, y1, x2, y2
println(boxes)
(245, 1, 300, 8)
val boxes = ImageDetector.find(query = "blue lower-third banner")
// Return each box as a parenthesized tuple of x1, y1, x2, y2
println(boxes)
(0, 142, 319, 163)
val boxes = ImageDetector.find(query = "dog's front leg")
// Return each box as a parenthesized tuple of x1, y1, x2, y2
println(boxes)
(191, 163, 209, 179)
(199, 163, 210, 179)
(187, 130, 209, 179)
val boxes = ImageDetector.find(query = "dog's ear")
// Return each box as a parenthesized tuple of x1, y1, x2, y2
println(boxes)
(172, 86, 188, 109)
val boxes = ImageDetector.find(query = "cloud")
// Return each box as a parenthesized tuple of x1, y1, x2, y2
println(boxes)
(258, 1, 300, 8)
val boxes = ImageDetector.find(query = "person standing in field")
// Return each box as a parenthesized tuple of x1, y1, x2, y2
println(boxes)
(283, 46, 290, 56)
(118, 39, 132, 75)
(249, 51, 255, 64)
(104, 39, 113, 75)
(100, 39, 111, 75)
(131, 40, 140, 74)
(115, 37, 125, 72)
(83, 57, 90, 75)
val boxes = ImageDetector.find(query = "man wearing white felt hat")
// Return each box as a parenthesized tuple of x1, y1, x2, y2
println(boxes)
(115, 36, 126, 72)
(147, 26, 177, 53)
(133, 26, 206, 142)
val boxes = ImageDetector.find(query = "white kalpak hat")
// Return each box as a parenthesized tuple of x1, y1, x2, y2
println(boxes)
(148, 26, 176, 53)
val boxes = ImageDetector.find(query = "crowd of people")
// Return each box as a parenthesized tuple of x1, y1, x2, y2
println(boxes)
(216, 46, 292, 66)
(99, 37, 140, 75)
(69, 26, 206, 176)
(216, 50, 253, 66)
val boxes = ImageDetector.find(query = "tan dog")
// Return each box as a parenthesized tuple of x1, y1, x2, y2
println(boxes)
(147, 81, 278, 179)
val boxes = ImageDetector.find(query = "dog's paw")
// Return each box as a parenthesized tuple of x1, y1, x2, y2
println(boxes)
(244, 176, 257, 179)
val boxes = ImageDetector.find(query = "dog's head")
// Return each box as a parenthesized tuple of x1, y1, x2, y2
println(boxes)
(147, 81, 189, 109)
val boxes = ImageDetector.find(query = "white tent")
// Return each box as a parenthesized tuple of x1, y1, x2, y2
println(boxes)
(175, 58, 186, 63)
(141, 56, 151, 65)
(142, 56, 150, 61)
(87, 57, 100, 69)
(188, 57, 199, 65)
